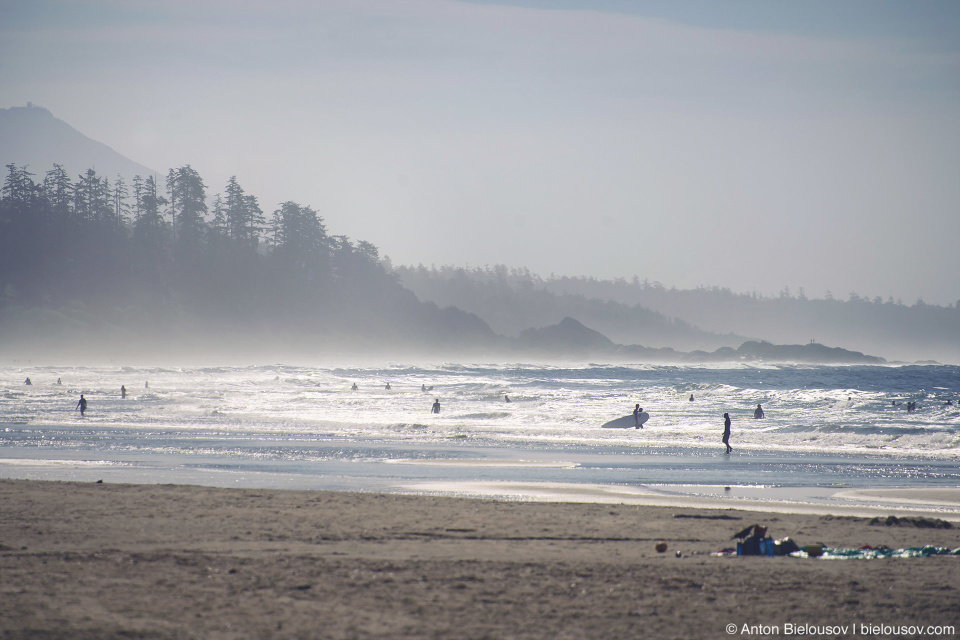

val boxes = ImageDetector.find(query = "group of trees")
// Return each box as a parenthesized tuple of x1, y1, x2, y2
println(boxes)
(5, 161, 956, 362)
(395, 264, 735, 352)
(0, 162, 478, 355)
(397, 265, 960, 362)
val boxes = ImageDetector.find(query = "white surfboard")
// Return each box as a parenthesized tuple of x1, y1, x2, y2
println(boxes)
(601, 412, 649, 429)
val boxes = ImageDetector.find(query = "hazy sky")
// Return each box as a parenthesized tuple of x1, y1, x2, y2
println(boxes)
(2, 0, 959, 305)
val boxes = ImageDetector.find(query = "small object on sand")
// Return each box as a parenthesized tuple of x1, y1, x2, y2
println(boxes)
(805, 543, 824, 558)
(675, 550, 682, 558)
(655, 541, 668, 553)
(724, 486, 731, 492)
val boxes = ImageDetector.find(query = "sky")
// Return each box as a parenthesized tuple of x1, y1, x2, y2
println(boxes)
(2, 0, 959, 305)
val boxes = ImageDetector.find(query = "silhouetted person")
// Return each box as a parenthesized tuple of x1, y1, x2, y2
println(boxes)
(754, 404, 764, 419)
(24, 377, 31, 385)
(57, 378, 62, 385)
(145, 381, 149, 389)
(76, 394, 87, 417)
(633, 404, 643, 429)
(722, 413, 732, 453)
(422, 384, 427, 392)
(504, 395, 511, 403)
(689, 394, 694, 402)
(121, 385, 126, 399)
(351, 383, 358, 391)
(385, 383, 391, 390)
(432, 399, 440, 414)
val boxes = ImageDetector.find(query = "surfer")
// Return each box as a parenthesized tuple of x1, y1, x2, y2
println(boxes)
(57, 378, 61, 385)
(24, 377, 32, 385)
(431, 399, 441, 414)
(633, 404, 643, 429)
(754, 404, 764, 419)
(76, 394, 88, 417)
(121, 385, 126, 399)
(689, 394, 694, 402)
(722, 413, 732, 453)
(351, 383, 358, 391)
(504, 395, 511, 403)
(385, 382, 391, 390)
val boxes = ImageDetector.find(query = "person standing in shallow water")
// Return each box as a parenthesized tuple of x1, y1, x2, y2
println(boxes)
(722, 412, 732, 453)
(432, 399, 441, 414)
(633, 404, 643, 429)
(76, 394, 88, 417)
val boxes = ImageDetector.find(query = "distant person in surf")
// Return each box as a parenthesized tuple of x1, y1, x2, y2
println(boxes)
(76, 394, 88, 417)
(689, 394, 694, 402)
(754, 404, 764, 419)
(432, 399, 441, 414)
(722, 413, 732, 453)
(24, 377, 32, 385)
(121, 385, 126, 399)
(351, 383, 358, 391)
(385, 382, 391, 390)
(633, 404, 643, 429)
(504, 395, 511, 403)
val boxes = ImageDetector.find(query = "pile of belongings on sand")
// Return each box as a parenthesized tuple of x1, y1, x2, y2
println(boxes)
(717, 524, 960, 559)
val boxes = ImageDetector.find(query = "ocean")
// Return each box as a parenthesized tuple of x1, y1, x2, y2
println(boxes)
(3, 362, 959, 515)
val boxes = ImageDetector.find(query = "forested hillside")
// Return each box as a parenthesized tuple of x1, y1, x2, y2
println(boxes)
(395, 265, 744, 352)
(396, 266, 960, 363)
(0, 163, 498, 362)
(541, 276, 960, 363)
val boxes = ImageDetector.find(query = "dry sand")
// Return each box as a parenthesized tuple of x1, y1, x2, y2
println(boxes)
(2, 478, 958, 639)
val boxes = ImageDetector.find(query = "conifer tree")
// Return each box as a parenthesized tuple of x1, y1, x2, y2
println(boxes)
(169, 165, 207, 250)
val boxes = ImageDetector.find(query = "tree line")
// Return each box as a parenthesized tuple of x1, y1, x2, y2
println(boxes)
(397, 264, 960, 363)
(0, 163, 492, 357)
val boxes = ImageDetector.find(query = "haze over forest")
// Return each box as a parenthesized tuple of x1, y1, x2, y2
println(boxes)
(2, 105, 958, 365)
(1, 0, 958, 309)
(2, 0, 959, 364)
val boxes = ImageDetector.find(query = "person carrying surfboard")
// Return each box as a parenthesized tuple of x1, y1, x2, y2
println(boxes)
(633, 404, 643, 429)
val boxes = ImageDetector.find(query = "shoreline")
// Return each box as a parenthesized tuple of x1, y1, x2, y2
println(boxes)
(4, 451, 960, 521)
(3, 478, 959, 638)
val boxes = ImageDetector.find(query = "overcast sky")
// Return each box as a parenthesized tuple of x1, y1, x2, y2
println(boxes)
(2, 0, 958, 305)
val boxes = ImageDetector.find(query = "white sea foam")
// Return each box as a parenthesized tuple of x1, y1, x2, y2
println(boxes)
(1, 363, 958, 501)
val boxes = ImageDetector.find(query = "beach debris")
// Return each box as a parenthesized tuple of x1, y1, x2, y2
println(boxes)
(801, 546, 960, 559)
(675, 550, 682, 558)
(869, 515, 953, 529)
(655, 542, 668, 553)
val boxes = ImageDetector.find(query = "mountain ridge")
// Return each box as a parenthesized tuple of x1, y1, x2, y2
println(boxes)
(0, 104, 156, 181)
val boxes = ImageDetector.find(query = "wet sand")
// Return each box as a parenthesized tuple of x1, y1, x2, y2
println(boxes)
(2, 478, 959, 639)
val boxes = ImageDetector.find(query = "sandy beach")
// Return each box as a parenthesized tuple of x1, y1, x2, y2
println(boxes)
(2, 479, 959, 639)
